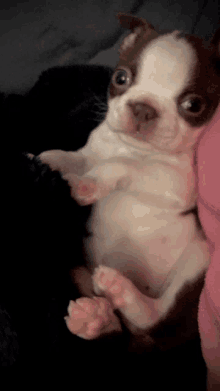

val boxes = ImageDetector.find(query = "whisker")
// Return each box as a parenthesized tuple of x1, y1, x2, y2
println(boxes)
(86, 92, 108, 123)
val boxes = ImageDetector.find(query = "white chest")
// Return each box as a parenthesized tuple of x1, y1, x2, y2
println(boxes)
(79, 122, 199, 296)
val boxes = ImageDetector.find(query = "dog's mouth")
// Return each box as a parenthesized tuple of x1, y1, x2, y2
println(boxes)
(106, 117, 181, 154)
(133, 121, 160, 140)
(105, 118, 155, 151)
(106, 101, 176, 144)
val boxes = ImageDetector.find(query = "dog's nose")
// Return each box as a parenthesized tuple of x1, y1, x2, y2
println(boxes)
(128, 102, 158, 123)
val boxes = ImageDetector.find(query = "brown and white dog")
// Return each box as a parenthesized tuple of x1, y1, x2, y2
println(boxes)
(39, 14, 220, 351)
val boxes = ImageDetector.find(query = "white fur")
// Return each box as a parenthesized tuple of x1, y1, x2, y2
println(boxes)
(41, 31, 212, 321)
(74, 31, 211, 308)
(120, 27, 142, 52)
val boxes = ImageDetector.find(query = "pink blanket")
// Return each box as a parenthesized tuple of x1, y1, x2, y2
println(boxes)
(196, 109, 220, 384)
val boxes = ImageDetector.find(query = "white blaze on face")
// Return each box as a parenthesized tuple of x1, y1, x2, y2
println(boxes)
(107, 32, 197, 152)
(137, 32, 195, 99)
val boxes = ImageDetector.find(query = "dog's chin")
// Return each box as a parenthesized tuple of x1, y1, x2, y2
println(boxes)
(105, 118, 154, 152)
(117, 131, 155, 151)
(106, 113, 180, 153)
(106, 119, 184, 155)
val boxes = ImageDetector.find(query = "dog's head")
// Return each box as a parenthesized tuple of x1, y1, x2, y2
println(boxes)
(105, 13, 220, 154)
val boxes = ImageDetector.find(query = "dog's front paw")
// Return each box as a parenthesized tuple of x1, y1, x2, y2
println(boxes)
(72, 177, 101, 205)
(38, 150, 86, 176)
(68, 175, 112, 205)
(64, 296, 122, 339)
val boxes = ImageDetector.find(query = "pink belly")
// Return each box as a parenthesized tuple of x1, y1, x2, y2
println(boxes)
(85, 192, 196, 297)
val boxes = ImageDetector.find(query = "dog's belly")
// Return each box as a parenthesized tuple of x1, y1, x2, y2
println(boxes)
(84, 191, 197, 297)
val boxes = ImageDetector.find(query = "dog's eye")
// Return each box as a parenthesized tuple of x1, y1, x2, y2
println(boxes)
(112, 67, 132, 89)
(179, 94, 205, 115)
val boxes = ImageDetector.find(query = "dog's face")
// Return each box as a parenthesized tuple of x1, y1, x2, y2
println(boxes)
(105, 14, 220, 154)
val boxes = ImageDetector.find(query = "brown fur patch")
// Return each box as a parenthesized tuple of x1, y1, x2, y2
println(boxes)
(176, 33, 220, 126)
(109, 14, 159, 99)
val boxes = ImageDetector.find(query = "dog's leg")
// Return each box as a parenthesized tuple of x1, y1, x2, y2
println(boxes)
(72, 162, 132, 205)
(64, 296, 122, 339)
(38, 150, 86, 176)
(65, 266, 162, 340)
(38, 151, 131, 205)
(92, 266, 162, 333)
(91, 235, 210, 335)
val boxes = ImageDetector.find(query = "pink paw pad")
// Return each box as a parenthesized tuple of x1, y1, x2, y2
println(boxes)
(64, 174, 99, 205)
(76, 178, 99, 205)
(78, 180, 97, 197)
(93, 266, 134, 309)
(64, 296, 121, 339)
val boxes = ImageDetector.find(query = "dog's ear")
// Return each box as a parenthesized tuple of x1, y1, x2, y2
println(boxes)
(117, 13, 154, 31)
(116, 13, 156, 54)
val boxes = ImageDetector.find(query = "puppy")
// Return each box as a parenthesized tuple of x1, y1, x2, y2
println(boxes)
(39, 13, 220, 350)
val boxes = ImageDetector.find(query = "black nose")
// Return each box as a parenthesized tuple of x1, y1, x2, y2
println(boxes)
(128, 102, 158, 122)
